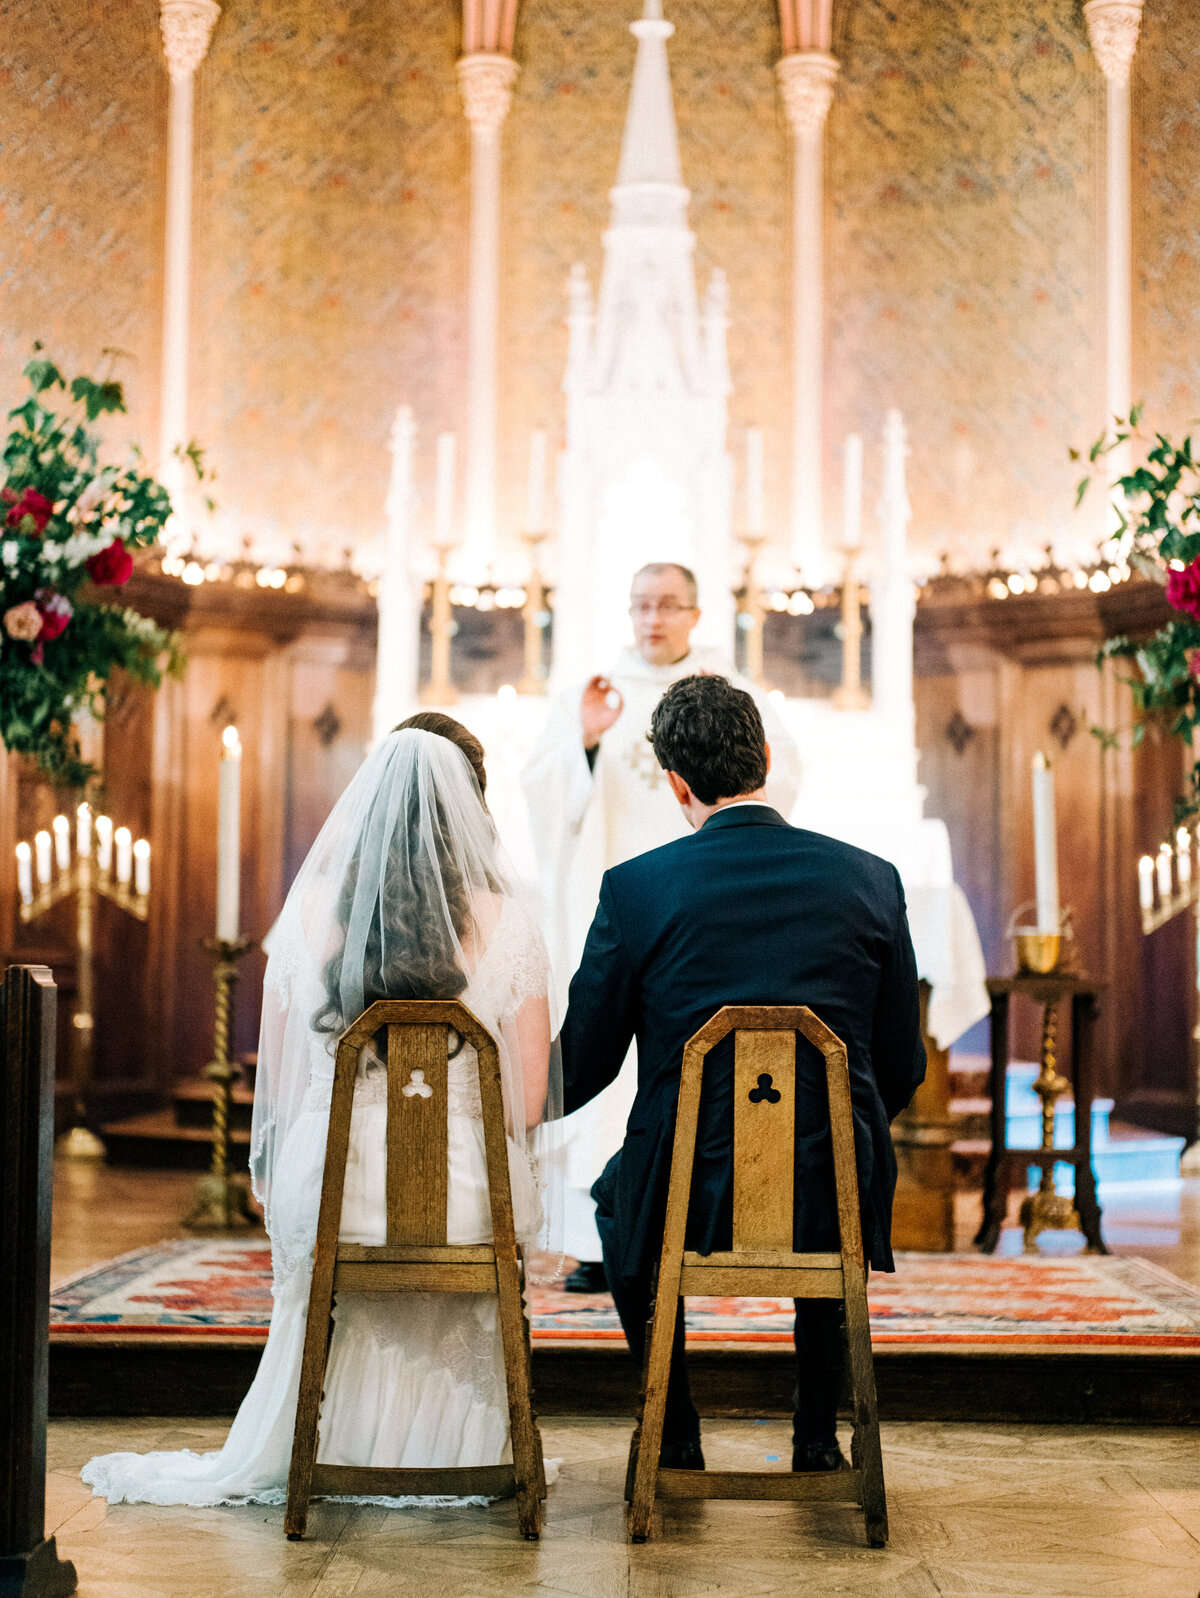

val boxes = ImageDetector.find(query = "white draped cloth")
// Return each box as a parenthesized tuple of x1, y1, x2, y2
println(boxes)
(83, 730, 559, 1508)
(521, 647, 801, 1258)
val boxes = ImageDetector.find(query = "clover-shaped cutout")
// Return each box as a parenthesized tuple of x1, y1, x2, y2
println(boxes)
(402, 1069, 434, 1100)
(748, 1072, 782, 1105)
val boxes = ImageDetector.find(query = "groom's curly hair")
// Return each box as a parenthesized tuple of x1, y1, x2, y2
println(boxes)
(649, 675, 767, 805)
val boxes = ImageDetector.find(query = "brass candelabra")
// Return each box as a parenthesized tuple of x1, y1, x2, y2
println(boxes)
(16, 803, 150, 1159)
(184, 936, 258, 1230)
(1137, 824, 1200, 1174)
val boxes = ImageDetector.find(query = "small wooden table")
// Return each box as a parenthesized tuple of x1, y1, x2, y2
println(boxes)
(975, 973, 1108, 1256)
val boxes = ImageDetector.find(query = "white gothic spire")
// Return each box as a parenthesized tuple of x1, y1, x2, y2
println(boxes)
(615, 0, 684, 195)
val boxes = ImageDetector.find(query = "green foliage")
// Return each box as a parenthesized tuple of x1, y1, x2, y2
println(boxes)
(1082, 411, 1200, 814)
(0, 352, 185, 786)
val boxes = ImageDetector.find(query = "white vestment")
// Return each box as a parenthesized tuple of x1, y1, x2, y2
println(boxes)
(521, 646, 801, 1260)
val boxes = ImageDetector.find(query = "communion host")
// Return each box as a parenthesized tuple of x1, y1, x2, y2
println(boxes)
(557, 673, 926, 1471)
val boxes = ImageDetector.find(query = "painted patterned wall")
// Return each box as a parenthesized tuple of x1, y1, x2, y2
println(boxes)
(828, 0, 1104, 572)
(0, 0, 165, 456)
(1134, 0, 1200, 448)
(0, 1, 1197, 576)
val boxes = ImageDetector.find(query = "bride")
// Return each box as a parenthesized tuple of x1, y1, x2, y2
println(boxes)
(84, 714, 561, 1507)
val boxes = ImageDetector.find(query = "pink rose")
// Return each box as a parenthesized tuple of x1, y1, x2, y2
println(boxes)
(3, 486, 53, 535)
(85, 538, 133, 587)
(3, 600, 42, 641)
(34, 589, 72, 642)
(1166, 558, 1200, 621)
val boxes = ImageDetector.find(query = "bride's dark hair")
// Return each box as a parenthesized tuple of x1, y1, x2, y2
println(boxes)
(312, 718, 493, 1036)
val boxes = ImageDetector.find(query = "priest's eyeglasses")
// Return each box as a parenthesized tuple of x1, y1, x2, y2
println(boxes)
(630, 600, 695, 615)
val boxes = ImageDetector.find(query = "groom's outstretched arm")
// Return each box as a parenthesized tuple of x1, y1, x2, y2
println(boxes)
(559, 873, 639, 1116)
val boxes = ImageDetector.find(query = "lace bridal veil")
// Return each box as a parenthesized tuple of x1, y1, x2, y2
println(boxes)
(250, 727, 564, 1283)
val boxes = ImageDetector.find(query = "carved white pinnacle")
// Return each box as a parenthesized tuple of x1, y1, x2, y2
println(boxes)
(1083, 0, 1144, 87)
(776, 51, 840, 137)
(456, 53, 519, 135)
(160, 0, 220, 84)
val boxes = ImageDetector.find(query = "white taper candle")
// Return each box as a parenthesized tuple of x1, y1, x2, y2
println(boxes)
(745, 427, 765, 537)
(114, 827, 132, 886)
(217, 725, 242, 941)
(133, 838, 150, 897)
(843, 433, 863, 549)
(1138, 854, 1155, 911)
(526, 429, 548, 534)
(34, 831, 51, 885)
(15, 842, 32, 905)
(1031, 751, 1060, 934)
(434, 431, 457, 548)
(76, 802, 92, 858)
(95, 815, 113, 873)
(1177, 827, 1192, 889)
(52, 814, 70, 871)
(1157, 842, 1173, 901)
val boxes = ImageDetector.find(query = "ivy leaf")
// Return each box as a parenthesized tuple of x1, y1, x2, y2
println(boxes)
(70, 376, 126, 421)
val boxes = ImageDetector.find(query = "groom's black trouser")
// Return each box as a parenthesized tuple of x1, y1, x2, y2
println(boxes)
(596, 1200, 847, 1449)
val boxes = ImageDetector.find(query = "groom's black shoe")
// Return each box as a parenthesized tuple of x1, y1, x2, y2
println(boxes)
(792, 1441, 846, 1473)
(563, 1260, 609, 1293)
(660, 1438, 705, 1470)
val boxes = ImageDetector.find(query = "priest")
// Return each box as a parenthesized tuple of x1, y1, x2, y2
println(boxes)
(522, 562, 801, 1287)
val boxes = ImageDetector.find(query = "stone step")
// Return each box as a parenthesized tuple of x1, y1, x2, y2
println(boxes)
(100, 1108, 251, 1171)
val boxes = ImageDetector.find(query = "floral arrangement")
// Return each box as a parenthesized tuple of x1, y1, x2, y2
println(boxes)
(1078, 406, 1200, 816)
(0, 354, 183, 786)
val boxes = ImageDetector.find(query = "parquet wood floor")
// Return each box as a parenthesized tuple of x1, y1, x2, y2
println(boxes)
(48, 1415, 1200, 1597)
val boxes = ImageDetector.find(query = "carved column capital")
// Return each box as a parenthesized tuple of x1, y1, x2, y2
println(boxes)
(456, 52, 519, 136)
(1083, 0, 1144, 88)
(776, 50, 839, 137)
(160, 0, 221, 84)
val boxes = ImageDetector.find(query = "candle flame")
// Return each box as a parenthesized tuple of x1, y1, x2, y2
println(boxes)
(52, 814, 68, 833)
(222, 724, 241, 754)
(95, 815, 112, 836)
(77, 801, 90, 819)
(133, 839, 150, 859)
(15, 841, 30, 861)
(114, 826, 131, 847)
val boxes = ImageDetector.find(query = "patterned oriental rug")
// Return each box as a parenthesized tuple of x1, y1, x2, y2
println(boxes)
(49, 1243, 1200, 1350)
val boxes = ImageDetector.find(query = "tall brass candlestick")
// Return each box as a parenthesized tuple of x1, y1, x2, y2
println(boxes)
(421, 544, 458, 706)
(184, 936, 258, 1230)
(519, 532, 548, 695)
(1018, 999, 1083, 1250)
(832, 545, 870, 710)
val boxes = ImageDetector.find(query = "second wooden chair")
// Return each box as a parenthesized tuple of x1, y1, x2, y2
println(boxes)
(625, 1005, 887, 1546)
(284, 998, 545, 1540)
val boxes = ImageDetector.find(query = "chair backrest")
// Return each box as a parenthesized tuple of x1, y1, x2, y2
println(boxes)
(326, 998, 511, 1251)
(677, 1005, 863, 1267)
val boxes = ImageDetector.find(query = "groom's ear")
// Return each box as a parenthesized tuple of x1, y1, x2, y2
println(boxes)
(764, 740, 772, 778)
(665, 770, 692, 809)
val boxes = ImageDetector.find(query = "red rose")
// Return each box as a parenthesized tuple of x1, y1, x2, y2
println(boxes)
(86, 538, 133, 587)
(34, 589, 72, 642)
(5, 487, 53, 534)
(1167, 558, 1200, 621)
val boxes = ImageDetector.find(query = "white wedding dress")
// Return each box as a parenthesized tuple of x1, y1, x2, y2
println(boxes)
(83, 894, 552, 1509)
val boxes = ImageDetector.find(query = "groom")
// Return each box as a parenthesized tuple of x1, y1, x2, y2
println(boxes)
(558, 674, 926, 1471)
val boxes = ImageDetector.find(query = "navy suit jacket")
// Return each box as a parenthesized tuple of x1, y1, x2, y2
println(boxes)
(558, 804, 926, 1280)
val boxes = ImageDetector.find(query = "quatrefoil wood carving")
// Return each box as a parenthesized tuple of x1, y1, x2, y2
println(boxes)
(748, 1072, 782, 1105)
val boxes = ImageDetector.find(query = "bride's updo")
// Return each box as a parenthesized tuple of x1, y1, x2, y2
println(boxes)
(392, 711, 487, 798)
(313, 716, 495, 1036)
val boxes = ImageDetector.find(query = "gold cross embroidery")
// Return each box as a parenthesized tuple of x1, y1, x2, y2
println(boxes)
(626, 736, 663, 789)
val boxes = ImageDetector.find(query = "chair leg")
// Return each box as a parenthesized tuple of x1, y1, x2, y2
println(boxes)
(519, 1265, 548, 1503)
(284, 1294, 336, 1539)
(498, 1260, 543, 1539)
(627, 1280, 678, 1542)
(842, 1271, 887, 1548)
(624, 1283, 657, 1503)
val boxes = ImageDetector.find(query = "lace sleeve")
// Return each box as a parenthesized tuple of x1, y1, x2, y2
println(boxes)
(504, 901, 551, 1017)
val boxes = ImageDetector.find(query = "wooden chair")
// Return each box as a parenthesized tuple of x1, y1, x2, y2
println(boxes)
(285, 999, 546, 1540)
(625, 1005, 887, 1547)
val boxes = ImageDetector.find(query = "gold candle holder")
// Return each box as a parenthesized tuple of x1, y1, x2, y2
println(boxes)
(184, 936, 259, 1230)
(1019, 999, 1084, 1250)
(831, 545, 869, 711)
(421, 543, 458, 707)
